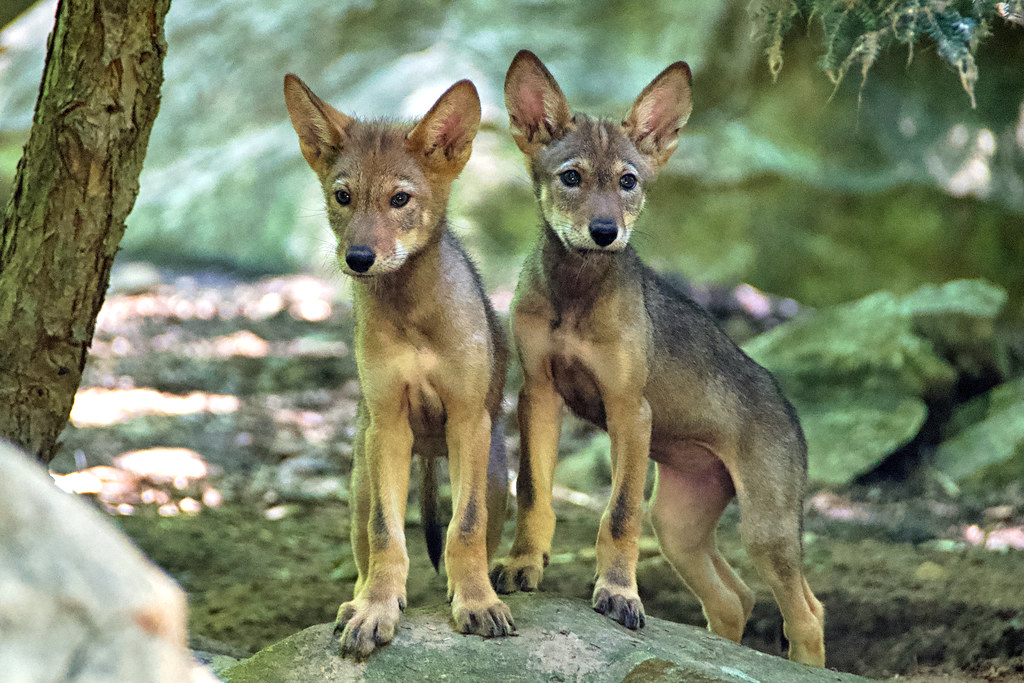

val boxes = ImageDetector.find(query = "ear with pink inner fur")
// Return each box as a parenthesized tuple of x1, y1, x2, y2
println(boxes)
(503, 50, 573, 157)
(406, 80, 481, 180)
(623, 62, 693, 167)
(283, 74, 353, 177)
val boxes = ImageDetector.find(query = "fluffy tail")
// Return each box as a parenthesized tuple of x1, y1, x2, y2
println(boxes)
(421, 456, 443, 572)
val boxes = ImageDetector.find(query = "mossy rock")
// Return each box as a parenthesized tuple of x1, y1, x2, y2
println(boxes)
(744, 280, 1007, 485)
(900, 280, 1009, 377)
(221, 593, 869, 683)
(745, 291, 956, 397)
(933, 376, 1024, 488)
(791, 389, 927, 486)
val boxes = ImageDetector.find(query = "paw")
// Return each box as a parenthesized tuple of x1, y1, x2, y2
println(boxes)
(333, 595, 404, 660)
(787, 622, 826, 667)
(592, 586, 646, 630)
(490, 553, 546, 593)
(452, 596, 517, 638)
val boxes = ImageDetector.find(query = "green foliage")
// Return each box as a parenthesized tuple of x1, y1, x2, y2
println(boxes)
(751, 0, 1024, 105)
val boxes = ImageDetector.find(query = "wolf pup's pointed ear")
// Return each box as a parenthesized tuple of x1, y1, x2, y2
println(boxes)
(283, 74, 353, 176)
(623, 62, 693, 167)
(504, 50, 573, 157)
(406, 79, 481, 180)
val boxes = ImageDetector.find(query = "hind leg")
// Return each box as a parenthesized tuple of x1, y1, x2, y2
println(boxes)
(650, 457, 754, 642)
(732, 447, 824, 666)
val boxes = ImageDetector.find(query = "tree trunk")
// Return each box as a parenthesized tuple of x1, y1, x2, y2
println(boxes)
(0, 0, 172, 463)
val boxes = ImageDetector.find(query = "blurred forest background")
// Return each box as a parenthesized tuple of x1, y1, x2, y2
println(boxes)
(2, 0, 1024, 680)
(4, 0, 1023, 304)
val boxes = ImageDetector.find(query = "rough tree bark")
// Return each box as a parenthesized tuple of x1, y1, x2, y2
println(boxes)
(0, 0, 172, 463)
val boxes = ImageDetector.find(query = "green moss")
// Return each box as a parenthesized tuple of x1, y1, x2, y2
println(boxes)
(745, 280, 1007, 484)
(934, 376, 1024, 486)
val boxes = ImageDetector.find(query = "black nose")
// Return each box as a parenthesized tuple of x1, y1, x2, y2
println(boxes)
(589, 219, 618, 247)
(345, 245, 376, 273)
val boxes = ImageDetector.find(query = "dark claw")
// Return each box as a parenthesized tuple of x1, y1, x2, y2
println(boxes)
(515, 567, 536, 592)
(479, 611, 496, 636)
(593, 588, 646, 631)
(490, 565, 510, 593)
(398, 596, 407, 611)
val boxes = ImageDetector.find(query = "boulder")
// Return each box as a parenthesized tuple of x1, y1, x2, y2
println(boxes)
(0, 440, 214, 682)
(744, 280, 1006, 485)
(221, 593, 869, 682)
(933, 375, 1024, 488)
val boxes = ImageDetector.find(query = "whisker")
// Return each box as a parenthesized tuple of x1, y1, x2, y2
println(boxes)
(628, 229, 654, 247)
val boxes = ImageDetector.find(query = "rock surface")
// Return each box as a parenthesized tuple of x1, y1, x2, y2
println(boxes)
(0, 441, 215, 682)
(221, 593, 869, 683)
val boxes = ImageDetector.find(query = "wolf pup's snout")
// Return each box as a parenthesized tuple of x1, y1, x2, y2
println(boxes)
(588, 218, 618, 247)
(345, 245, 375, 273)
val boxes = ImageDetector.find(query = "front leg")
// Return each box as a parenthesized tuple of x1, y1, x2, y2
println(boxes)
(335, 405, 413, 660)
(592, 395, 651, 630)
(445, 409, 515, 637)
(491, 376, 563, 593)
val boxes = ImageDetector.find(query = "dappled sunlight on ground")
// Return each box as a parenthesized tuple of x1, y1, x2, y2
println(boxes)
(963, 523, 1024, 551)
(52, 447, 223, 517)
(94, 274, 345, 332)
(70, 387, 240, 427)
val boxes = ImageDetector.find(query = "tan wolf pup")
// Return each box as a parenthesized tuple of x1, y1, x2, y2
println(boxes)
(490, 50, 825, 666)
(284, 74, 515, 660)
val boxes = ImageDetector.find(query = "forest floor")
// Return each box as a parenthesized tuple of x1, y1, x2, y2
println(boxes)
(51, 262, 1024, 682)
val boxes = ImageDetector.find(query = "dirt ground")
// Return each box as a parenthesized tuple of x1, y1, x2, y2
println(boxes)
(55, 264, 1024, 681)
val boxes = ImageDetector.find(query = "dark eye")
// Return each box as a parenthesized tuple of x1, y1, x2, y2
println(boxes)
(334, 189, 351, 206)
(619, 173, 637, 190)
(390, 191, 410, 208)
(560, 170, 581, 187)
